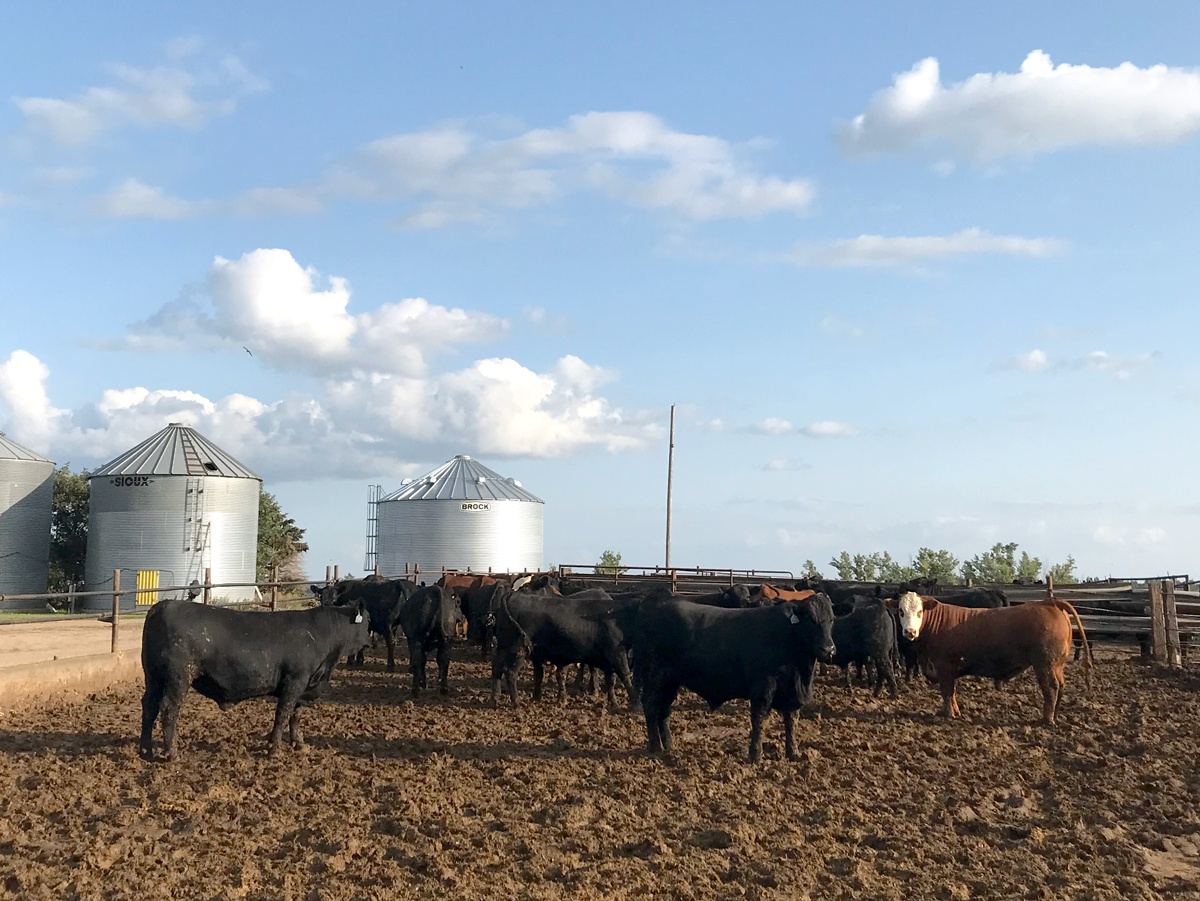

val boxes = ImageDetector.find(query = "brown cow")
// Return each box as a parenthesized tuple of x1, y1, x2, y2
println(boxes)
(755, 583, 817, 604)
(897, 591, 1091, 724)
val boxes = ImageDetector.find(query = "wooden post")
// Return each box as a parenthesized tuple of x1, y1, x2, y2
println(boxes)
(373, 563, 380, 577)
(1148, 580, 1168, 664)
(111, 570, 121, 653)
(203, 567, 212, 605)
(1046, 575, 1054, 599)
(333, 565, 340, 583)
(665, 404, 675, 571)
(269, 564, 279, 612)
(325, 565, 332, 584)
(1164, 580, 1183, 668)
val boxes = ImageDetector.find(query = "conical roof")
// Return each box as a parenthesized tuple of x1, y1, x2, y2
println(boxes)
(381, 455, 542, 503)
(0, 433, 53, 463)
(91, 422, 261, 479)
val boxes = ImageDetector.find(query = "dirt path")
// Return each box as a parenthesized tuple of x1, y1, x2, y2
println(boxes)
(1, 643, 1198, 899)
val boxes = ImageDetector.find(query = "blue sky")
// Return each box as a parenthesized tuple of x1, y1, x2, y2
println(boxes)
(3, 3, 1199, 580)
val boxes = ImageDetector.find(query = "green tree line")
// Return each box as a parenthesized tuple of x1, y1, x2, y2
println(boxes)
(799, 542, 1079, 586)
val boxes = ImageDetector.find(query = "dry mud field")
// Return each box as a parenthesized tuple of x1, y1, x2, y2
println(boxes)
(1, 644, 1198, 901)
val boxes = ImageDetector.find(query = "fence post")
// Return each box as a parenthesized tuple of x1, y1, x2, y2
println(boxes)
(1046, 575, 1054, 599)
(1148, 580, 1167, 665)
(1164, 580, 1182, 668)
(270, 564, 279, 612)
(333, 565, 340, 583)
(325, 565, 332, 584)
(203, 567, 212, 605)
(111, 569, 121, 653)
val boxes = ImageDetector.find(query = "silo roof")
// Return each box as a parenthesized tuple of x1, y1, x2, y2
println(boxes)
(0, 433, 53, 463)
(381, 455, 543, 503)
(91, 422, 261, 479)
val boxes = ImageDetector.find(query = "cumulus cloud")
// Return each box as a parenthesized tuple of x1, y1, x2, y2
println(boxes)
(789, 228, 1066, 267)
(91, 178, 213, 219)
(994, 347, 1157, 379)
(118, 249, 506, 377)
(14, 50, 267, 146)
(0, 349, 659, 480)
(840, 50, 1200, 161)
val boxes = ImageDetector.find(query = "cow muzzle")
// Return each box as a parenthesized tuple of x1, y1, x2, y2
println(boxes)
(903, 628, 919, 641)
(821, 643, 836, 663)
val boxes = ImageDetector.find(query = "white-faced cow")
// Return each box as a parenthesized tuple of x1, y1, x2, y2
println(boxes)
(896, 591, 1092, 724)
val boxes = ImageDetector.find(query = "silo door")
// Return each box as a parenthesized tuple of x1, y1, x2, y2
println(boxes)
(135, 570, 160, 606)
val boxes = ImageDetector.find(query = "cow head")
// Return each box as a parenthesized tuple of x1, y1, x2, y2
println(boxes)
(782, 593, 836, 663)
(897, 591, 935, 641)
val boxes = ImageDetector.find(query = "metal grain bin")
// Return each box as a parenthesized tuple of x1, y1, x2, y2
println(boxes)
(0, 434, 54, 607)
(376, 455, 543, 576)
(84, 423, 261, 609)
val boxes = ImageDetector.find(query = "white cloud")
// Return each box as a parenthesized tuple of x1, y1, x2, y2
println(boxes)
(78, 111, 814, 226)
(32, 167, 94, 187)
(840, 51, 1200, 161)
(14, 51, 267, 146)
(790, 227, 1065, 267)
(119, 249, 506, 377)
(751, 418, 857, 438)
(803, 420, 857, 438)
(91, 179, 211, 219)
(995, 347, 1157, 379)
(0, 349, 658, 480)
(818, 315, 865, 339)
(760, 458, 810, 472)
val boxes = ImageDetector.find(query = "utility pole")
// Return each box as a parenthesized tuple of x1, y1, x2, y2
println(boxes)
(665, 404, 675, 570)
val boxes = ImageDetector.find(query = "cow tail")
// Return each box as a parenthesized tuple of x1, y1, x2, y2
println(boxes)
(1051, 599, 1093, 689)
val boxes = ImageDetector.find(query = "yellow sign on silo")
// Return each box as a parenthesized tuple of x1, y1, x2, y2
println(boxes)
(135, 570, 160, 606)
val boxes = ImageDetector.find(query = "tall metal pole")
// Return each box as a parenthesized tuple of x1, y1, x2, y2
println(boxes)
(665, 404, 675, 570)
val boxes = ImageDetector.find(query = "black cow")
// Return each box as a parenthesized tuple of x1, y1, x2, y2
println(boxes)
(311, 577, 416, 671)
(831, 598, 899, 697)
(397, 585, 464, 697)
(491, 588, 640, 710)
(138, 599, 369, 760)
(678, 584, 753, 608)
(632, 594, 836, 762)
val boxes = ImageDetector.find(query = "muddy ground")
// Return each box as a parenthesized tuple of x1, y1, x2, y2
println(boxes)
(0, 643, 1198, 901)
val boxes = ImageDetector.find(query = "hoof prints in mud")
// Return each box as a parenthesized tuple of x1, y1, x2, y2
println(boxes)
(1, 647, 1198, 900)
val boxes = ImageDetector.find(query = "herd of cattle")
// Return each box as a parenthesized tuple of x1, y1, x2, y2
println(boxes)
(137, 573, 1093, 764)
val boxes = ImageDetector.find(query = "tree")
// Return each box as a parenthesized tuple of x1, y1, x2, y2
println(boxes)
(829, 550, 914, 582)
(49, 466, 90, 592)
(1045, 555, 1077, 586)
(911, 547, 960, 584)
(594, 549, 627, 576)
(961, 542, 1042, 584)
(256, 491, 309, 583)
(799, 559, 822, 580)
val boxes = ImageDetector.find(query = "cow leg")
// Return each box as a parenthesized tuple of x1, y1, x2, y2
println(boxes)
(437, 640, 452, 695)
(268, 680, 306, 756)
(158, 677, 189, 761)
(556, 666, 568, 706)
(288, 708, 305, 749)
(876, 653, 899, 698)
(384, 630, 397, 673)
(408, 639, 425, 697)
(139, 677, 165, 760)
(842, 665, 852, 692)
(1035, 665, 1059, 725)
(571, 664, 588, 696)
(782, 709, 797, 761)
(937, 672, 959, 718)
(748, 696, 772, 763)
(532, 659, 545, 701)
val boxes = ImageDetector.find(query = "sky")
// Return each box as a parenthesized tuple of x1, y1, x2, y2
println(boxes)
(2, 2, 1199, 582)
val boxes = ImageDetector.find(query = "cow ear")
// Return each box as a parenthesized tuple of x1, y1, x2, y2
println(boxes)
(923, 597, 937, 610)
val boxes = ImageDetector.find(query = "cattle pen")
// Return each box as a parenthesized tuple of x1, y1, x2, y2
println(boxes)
(2, 568, 1200, 897)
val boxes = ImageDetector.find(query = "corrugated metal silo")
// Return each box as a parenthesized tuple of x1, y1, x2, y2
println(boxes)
(84, 422, 262, 608)
(376, 455, 543, 575)
(0, 434, 55, 607)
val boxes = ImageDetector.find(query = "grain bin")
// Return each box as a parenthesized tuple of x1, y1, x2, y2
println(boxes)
(84, 423, 262, 608)
(0, 433, 54, 607)
(375, 455, 543, 575)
